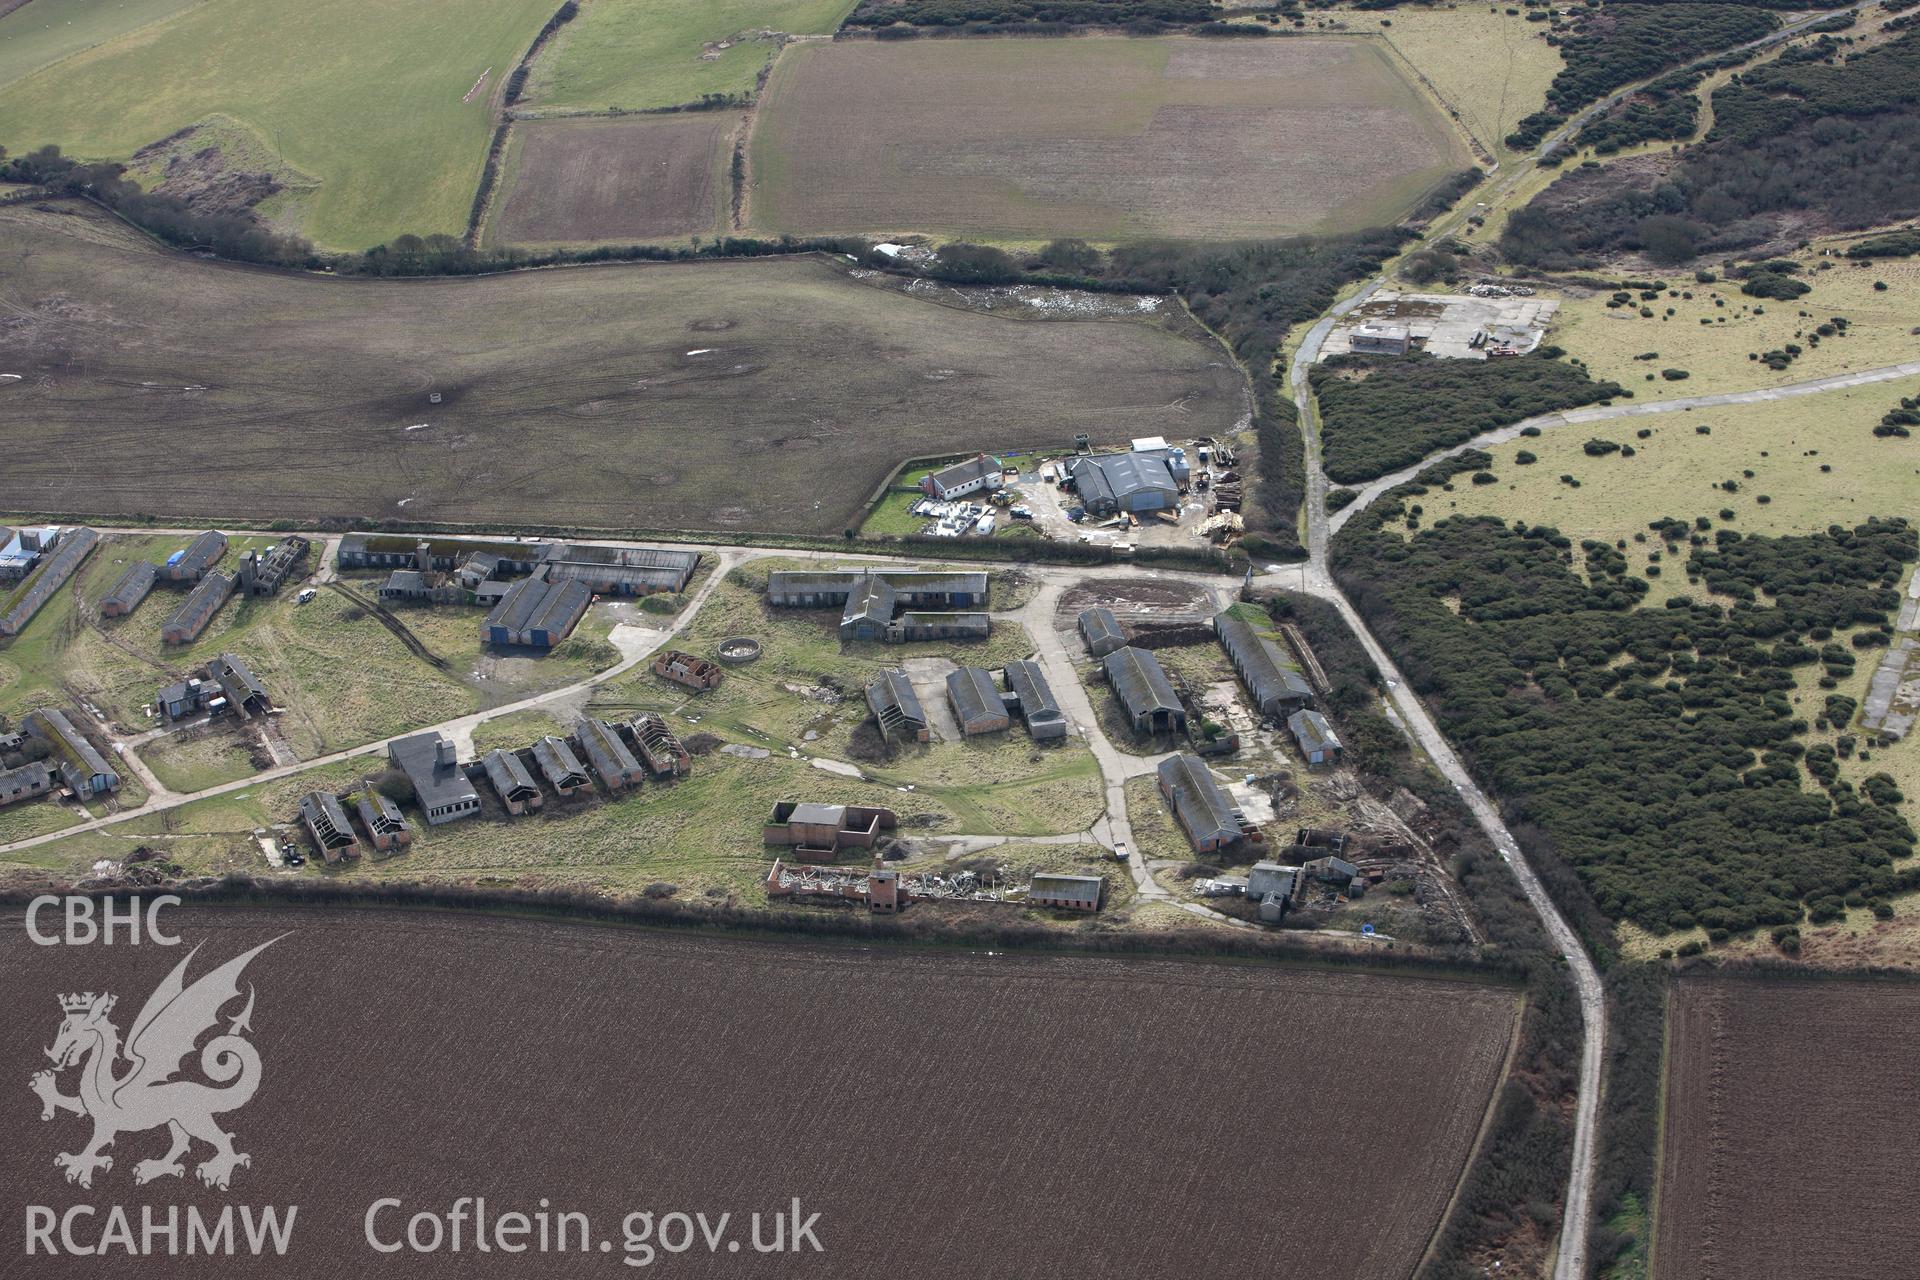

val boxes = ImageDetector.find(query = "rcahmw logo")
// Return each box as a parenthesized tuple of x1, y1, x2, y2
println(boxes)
(23, 932, 299, 1258)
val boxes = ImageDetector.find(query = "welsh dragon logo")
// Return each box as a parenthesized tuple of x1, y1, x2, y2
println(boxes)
(29, 937, 282, 1191)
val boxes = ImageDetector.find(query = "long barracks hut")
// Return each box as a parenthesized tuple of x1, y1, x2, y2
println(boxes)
(158, 530, 227, 583)
(25, 708, 118, 797)
(766, 569, 989, 644)
(1002, 660, 1067, 741)
(946, 667, 1011, 737)
(100, 561, 158, 619)
(1213, 608, 1314, 720)
(1157, 753, 1244, 854)
(575, 717, 646, 792)
(1101, 646, 1186, 735)
(161, 571, 236, 645)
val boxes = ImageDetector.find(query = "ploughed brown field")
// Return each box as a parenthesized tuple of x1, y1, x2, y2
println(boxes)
(0, 203, 1244, 535)
(1655, 975, 1920, 1279)
(748, 36, 1471, 242)
(493, 115, 732, 245)
(0, 906, 1518, 1277)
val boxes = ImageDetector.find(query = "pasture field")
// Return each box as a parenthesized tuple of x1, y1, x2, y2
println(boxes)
(0, 906, 1520, 1278)
(1317, 7, 1564, 161)
(0, 0, 558, 248)
(491, 115, 732, 246)
(0, 203, 1243, 535)
(1425, 375, 1920, 547)
(0, 0, 205, 91)
(1655, 975, 1920, 1279)
(748, 36, 1472, 242)
(1550, 254, 1920, 401)
(523, 0, 855, 113)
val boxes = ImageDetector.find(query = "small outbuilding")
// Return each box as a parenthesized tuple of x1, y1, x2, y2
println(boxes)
(1288, 709, 1343, 766)
(1077, 607, 1127, 658)
(532, 736, 591, 796)
(1028, 872, 1104, 913)
(627, 714, 691, 777)
(652, 649, 723, 691)
(576, 717, 646, 792)
(483, 748, 542, 814)
(921, 454, 1004, 501)
(763, 802, 898, 859)
(866, 669, 930, 744)
(352, 788, 412, 853)
(100, 561, 158, 619)
(299, 791, 360, 863)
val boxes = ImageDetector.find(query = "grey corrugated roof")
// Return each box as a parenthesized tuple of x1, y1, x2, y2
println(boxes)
(162, 570, 234, 638)
(576, 717, 643, 779)
(27, 708, 111, 779)
(841, 576, 897, 629)
(1157, 754, 1241, 844)
(1288, 709, 1341, 754)
(528, 578, 590, 635)
(1070, 454, 1176, 507)
(1030, 873, 1103, 905)
(1078, 607, 1125, 645)
(171, 530, 226, 576)
(788, 802, 846, 827)
(1214, 610, 1313, 716)
(102, 560, 157, 610)
(866, 669, 926, 724)
(483, 748, 538, 798)
(354, 789, 406, 831)
(1102, 646, 1181, 720)
(945, 666, 1004, 725)
(532, 736, 588, 788)
(1003, 660, 1062, 725)
(209, 652, 268, 706)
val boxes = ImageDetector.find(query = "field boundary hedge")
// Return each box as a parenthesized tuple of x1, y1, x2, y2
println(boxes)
(0, 878, 1532, 984)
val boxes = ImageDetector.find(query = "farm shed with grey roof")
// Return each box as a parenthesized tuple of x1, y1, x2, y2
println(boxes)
(1102, 646, 1186, 735)
(576, 717, 646, 791)
(1214, 610, 1314, 719)
(1002, 660, 1066, 740)
(1288, 709, 1343, 766)
(352, 788, 412, 852)
(483, 573, 591, 649)
(388, 732, 480, 825)
(1247, 861, 1300, 905)
(533, 736, 590, 795)
(483, 749, 542, 814)
(299, 791, 360, 862)
(159, 530, 227, 583)
(866, 669, 929, 744)
(100, 560, 157, 618)
(1069, 453, 1178, 516)
(1077, 607, 1127, 658)
(160, 570, 235, 645)
(0, 762, 55, 808)
(1028, 873, 1104, 913)
(0, 527, 99, 638)
(1157, 754, 1243, 853)
(208, 652, 271, 717)
(26, 708, 118, 797)
(946, 667, 1011, 736)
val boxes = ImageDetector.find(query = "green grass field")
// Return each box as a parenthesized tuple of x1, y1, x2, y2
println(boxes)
(1426, 374, 1920, 546)
(1552, 252, 1920, 401)
(523, 0, 855, 114)
(1325, 7, 1564, 161)
(0, 0, 204, 91)
(0, 0, 559, 248)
